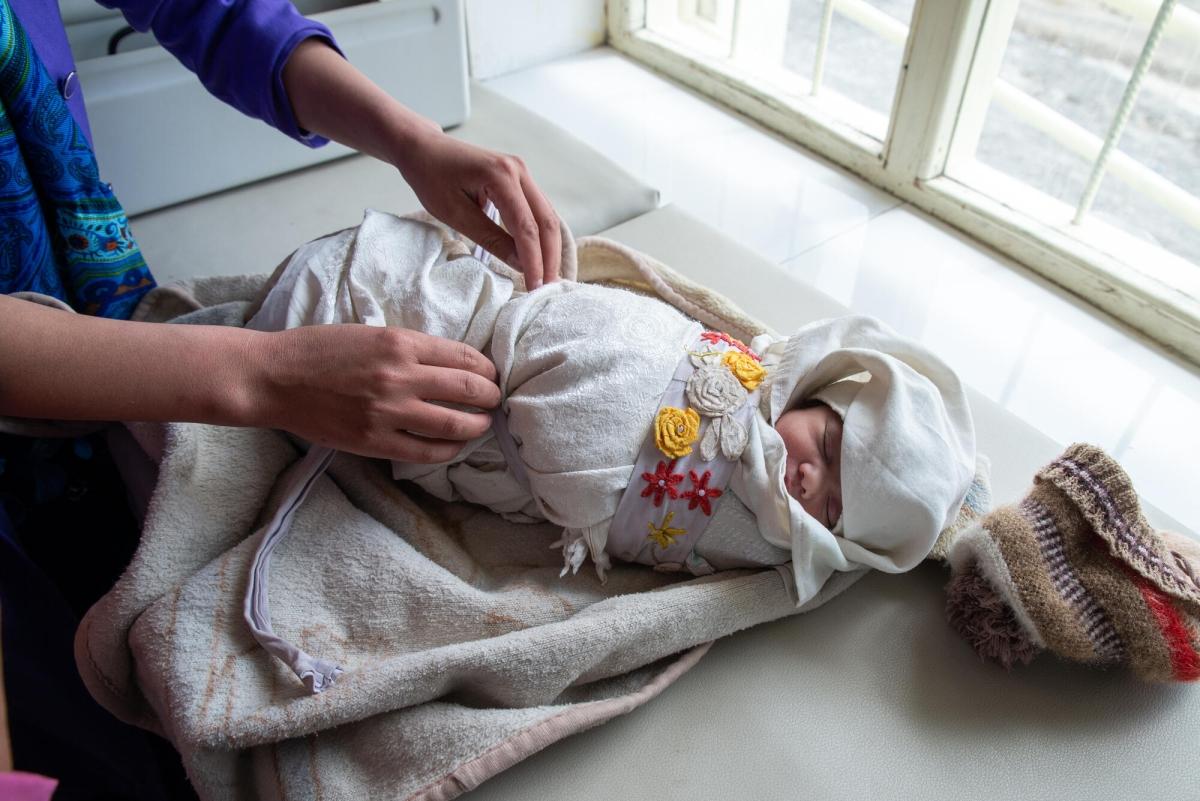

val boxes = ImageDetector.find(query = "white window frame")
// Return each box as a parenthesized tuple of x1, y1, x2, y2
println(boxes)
(608, 0, 1200, 365)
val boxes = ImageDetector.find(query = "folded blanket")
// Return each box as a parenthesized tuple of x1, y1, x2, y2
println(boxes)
(74, 225, 864, 800)
(945, 443, 1200, 682)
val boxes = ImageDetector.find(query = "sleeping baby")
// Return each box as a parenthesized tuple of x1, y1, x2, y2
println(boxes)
(247, 210, 977, 613)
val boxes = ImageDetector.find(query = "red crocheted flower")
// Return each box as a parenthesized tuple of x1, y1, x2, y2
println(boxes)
(682, 469, 723, 516)
(641, 460, 684, 507)
(700, 330, 761, 362)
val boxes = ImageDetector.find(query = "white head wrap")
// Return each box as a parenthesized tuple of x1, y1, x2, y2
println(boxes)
(736, 316, 976, 605)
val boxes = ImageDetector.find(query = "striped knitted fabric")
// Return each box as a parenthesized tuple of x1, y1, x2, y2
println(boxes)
(944, 443, 1200, 682)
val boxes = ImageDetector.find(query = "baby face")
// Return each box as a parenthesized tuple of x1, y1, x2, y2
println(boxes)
(774, 403, 843, 529)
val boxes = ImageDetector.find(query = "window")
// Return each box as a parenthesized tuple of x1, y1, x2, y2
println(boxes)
(610, 0, 1200, 364)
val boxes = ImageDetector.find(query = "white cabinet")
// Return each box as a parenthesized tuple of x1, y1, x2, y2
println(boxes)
(69, 0, 468, 215)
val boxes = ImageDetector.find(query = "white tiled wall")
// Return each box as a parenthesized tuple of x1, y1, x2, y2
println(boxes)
(465, 0, 605, 79)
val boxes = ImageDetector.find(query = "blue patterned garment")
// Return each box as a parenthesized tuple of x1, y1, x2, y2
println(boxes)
(0, 0, 155, 318)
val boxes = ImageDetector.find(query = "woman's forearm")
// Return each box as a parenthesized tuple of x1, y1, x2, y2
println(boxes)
(282, 38, 436, 171)
(0, 294, 262, 425)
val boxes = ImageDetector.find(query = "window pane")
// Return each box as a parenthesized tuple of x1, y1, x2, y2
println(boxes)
(967, 0, 1200, 272)
(643, 0, 914, 142)
(645, 0, 737, 61)
(782, 0, 916, 138)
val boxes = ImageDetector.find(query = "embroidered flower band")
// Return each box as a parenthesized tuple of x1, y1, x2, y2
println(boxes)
(607, 329, 768, 575)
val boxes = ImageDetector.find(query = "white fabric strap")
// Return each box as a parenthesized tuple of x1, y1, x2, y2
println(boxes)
(243, 444, 343, 694)
(491, 402, 532, 493)
(471, 200, 501, 264)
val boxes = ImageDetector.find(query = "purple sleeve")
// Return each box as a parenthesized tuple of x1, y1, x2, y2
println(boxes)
(96, 0, 341, 146)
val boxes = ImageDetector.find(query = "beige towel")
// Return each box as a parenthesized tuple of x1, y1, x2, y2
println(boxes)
(74, 226, 862, 801)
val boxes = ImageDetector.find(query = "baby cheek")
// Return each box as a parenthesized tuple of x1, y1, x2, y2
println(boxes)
(798, 495, 823, 522)
(775, 417, 801, 458)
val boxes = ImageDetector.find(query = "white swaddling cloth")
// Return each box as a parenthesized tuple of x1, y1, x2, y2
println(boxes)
(251, 210, 700, 532)
(249, 210, 975, 611)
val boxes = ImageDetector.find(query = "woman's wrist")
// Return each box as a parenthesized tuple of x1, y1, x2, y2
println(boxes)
(125, 323, 268, 428)
(224, 328, 288, 430)
(375, 103, 443, 177)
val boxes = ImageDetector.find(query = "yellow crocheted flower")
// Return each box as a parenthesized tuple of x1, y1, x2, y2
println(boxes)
(647, 511, 686, 549)
(654, 406, 700, 459)
(722, 351, 767, 391)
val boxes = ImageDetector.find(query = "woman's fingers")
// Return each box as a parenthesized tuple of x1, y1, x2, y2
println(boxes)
(480, 160, 545, 289)
(407, 362, 501, 409)
(456, 199, 518, 269)
(398, 398, 494, 442)
(409, 137, 562, 288)
(521, 172, 561, 284)
(369, 430, 468, 464)
(410, 329, 498, 385)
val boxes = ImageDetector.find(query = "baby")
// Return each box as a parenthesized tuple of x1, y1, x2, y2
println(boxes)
(248, 210, 976, 609)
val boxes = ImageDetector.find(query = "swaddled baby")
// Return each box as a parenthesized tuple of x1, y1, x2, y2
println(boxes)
(249, 210, 976, 607)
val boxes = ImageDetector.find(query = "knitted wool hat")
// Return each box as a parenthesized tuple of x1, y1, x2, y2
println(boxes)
(945, 443, 1200, 682)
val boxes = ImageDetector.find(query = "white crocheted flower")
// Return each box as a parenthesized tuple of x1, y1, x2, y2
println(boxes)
(686, 363, 748, 417)
(699, 415, 749, 461)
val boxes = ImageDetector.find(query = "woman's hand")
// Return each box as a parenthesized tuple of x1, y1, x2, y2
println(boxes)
(250, 324, 501, 462)
(395, 130, 562, 289)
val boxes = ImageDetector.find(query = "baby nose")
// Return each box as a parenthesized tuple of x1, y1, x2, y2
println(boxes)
(798, 461, 824, 497)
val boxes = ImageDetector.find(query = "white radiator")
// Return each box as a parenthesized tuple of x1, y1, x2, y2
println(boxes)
(69, 0, 469, 215)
